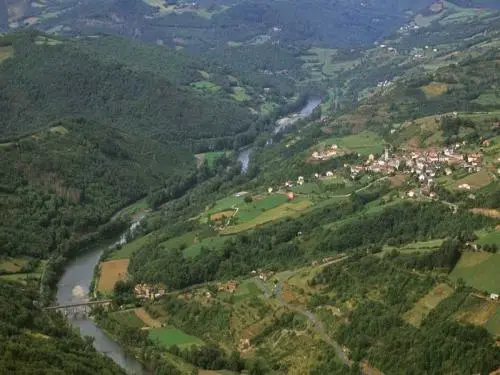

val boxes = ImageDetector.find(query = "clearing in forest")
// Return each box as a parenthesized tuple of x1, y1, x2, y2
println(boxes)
(404, 283, 454, 327)
(98, 259, 129, 293)
(421, 82, 448, 97)
(455, 294, 498, 327)
(0, 46, 14, 63)
(149, 326, 204, 348)
(135, 308, 163, 328)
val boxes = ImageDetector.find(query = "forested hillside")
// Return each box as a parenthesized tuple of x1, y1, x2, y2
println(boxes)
(0, 118, 193, 259)
(0, 280, 124, 374)
(0, 32, 255, 149)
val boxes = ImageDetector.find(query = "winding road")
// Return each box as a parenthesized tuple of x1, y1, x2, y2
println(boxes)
(254, 258, 352, 366)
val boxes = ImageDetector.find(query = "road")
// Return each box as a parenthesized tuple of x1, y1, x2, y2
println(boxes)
(254, 259, 352, 367)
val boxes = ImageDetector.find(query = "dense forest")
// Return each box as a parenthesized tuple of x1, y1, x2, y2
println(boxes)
(0, 118, 192, 259)
(0, 280, 124, 374)
(0, 32, 255, 148)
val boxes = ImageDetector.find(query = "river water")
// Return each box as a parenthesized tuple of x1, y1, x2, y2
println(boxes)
(237, 97, 322, 172)
(56, 232, 146, 374)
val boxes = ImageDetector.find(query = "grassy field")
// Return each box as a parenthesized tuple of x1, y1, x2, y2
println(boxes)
(111, 310, 146, 329)
(485, 307, 500, 337)
(380, 238, 444, 257)
(0, 46, 14, 63)
(196, 151, 227, 168)
(236, 194, 290, 223)
(149, 326, 204, 348)
(182, 235, 234, 258)
(231, 87, 250, 102)
(451, 170, 493, 190)
(404, 283, 454, 327)
(0, 258, 29, 273)
(320, 131, 384, 156)
(208, 195, 246, 214)
(232, 279, 261, 302)
(108, 233, 153, 260)
(190, 80, 221, 92)
(476, 230, 500, 247)
(98, 259, 129, 293)
(222, 199, 312, 234)
(450, 252, 500, 293)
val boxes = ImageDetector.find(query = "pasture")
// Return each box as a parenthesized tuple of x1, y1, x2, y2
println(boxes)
(222, 198, 312, 234)
(149, 326, 204, 348)
(111, 310, 146, 329)
(404, 283, 454, 327)
(320, 131, 384, 156)
(451, 170, 493, 190)
(182, 235, 234, 258)
(449, 252, 500, 293)
(380, 239, 444, 257)
(98, 259, 129, 293)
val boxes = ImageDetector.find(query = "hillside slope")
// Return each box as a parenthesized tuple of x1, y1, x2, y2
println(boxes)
(0, 118, 193, 259)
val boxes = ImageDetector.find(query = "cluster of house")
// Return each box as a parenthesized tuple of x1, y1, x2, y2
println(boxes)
(171, 2, 199, 10)
(134, 283, 166, 300)
(311, 256, 337, 267)
(311, 144, 340, 161)
(343, 144, 484, 183)
(217, 280, 238, 294)
(251, 270, 275, 282)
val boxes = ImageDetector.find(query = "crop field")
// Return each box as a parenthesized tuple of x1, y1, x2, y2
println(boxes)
(149, 326, 204, 348)
(223, 199, 312, 234)
(98, 259, 129, 293)
(451, 170, 492, 190)
(404, 283, 454, 327)
(320, 131, 384, 156)
(421, 82, 448, 97)
(450, 252, 500, 293)
(111, 310, 146, 329)
(0, 46, 14, 63)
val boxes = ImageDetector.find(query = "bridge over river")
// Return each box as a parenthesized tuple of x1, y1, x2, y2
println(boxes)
(45, 299, 113, 315)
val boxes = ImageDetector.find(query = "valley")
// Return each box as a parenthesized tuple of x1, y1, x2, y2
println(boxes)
(0, 0, 500, 374)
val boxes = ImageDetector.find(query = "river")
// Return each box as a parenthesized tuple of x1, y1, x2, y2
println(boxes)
(237, 97, 322, 172)
(56, 226, 146, 374)
(55, 97, 322, 371)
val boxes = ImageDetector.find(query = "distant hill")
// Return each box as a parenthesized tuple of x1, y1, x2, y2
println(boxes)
(0, 32, 256, 150)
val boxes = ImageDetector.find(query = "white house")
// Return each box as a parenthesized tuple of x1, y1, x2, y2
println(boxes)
(490, 294, 499, 301)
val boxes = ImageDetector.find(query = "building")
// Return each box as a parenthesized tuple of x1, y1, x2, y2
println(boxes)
(490, 294, 499, 301)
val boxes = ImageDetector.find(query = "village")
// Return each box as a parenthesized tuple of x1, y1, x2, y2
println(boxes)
(301, 139, 493, 200)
